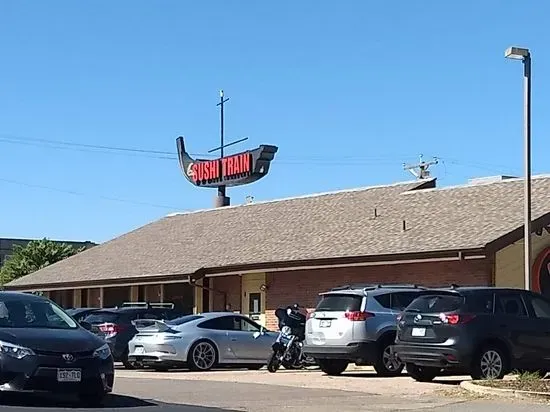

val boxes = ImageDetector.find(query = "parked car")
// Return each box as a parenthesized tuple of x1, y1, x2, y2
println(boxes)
(66, 307, 100, 323)
(0, 292, 114, 406)
(82, 302, 183, 369)
(394, 286, 550, 381)
(127, 312, 277, 371)
(303, 284, 430, 376)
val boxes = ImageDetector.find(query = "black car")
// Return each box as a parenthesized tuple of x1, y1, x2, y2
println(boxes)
(394, 287, 550, 381)
(66, 307, 100, 323)
(82, 302, 184, 369)
(0, 292, 114, 405)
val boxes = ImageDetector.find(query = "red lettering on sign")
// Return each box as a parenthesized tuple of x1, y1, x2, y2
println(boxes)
(191, 163, 199, 182)
(228, 156, 235, 176)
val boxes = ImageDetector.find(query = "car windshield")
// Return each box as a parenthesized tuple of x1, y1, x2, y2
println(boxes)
(316, 294, 362, 312)
(0, 298, 78, 329)
(167, 315, 203, 326)
(406, 293, 464, 313)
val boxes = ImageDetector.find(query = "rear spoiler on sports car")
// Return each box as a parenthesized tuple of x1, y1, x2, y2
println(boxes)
(132, 319, 176, 333)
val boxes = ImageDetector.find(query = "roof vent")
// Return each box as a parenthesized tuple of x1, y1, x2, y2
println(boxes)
(468, 175, 518, 185)
(245, 195, 254, 204)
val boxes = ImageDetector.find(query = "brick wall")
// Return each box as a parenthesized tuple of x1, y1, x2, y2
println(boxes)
(264, 259, 491, 330)
(212, 275, 241, 311)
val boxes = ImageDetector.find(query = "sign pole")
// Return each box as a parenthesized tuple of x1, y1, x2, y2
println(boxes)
(216, 90, 230, 207)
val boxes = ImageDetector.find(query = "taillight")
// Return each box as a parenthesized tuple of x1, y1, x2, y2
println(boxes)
(345, 311, 374, 321)
(99, 323, 124, 335)
(439, 313, 476, 325)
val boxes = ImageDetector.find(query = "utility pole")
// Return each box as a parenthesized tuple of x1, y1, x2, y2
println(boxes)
(403, 155, 438, 180)
(215, 90, 230, 207)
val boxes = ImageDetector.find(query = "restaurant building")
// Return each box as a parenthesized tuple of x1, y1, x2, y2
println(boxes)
(6, 175, 550, 329)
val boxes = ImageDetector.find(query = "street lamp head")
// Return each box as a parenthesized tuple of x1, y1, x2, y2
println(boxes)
(505, 46, 530, 60)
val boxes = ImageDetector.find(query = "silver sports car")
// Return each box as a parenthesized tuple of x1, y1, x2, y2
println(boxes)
(127, 312, 277, 371)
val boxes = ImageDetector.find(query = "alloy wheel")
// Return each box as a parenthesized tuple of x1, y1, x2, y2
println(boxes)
(192, 342, 216, 370)
(480, 350, 503, 379)
(382, 345, 402, 371)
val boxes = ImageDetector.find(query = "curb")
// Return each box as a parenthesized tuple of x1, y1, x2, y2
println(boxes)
(460, 380, 550, 401)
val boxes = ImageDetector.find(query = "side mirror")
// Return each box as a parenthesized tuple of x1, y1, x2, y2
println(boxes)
(252, 331, 261, 339)
(80, 321, 92, 331)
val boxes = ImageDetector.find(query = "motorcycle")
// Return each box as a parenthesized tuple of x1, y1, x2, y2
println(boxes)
(267, 304, 316, 373)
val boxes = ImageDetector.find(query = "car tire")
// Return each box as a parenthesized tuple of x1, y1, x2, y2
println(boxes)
(374, 339, 404, 377)
(187, 340, 218, 371)
(318, 359, 348, 376)
(406, 363, 439, 382)
(471, 345, 508, 380)
(78, 391, 107, 407)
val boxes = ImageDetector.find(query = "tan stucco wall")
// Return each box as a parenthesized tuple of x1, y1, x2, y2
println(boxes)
(495, 230, 550, 288)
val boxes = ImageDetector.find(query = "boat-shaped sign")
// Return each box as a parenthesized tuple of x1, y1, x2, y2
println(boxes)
(176, 136, 278, 188)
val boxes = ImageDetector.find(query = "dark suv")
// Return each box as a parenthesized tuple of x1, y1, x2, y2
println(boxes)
(83, 302, 184, 369)
(304, 284, 430, 376)
(394, 287, 550, 381)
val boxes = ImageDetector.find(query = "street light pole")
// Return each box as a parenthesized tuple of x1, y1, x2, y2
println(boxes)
(505, 46, 532, 290)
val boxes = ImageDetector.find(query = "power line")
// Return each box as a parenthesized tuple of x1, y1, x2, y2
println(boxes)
(0, 177, 182, 210)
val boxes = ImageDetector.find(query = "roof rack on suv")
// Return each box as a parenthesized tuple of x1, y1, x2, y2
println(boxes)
(120, 302, 175, 309)
(330, 284, 426, 292)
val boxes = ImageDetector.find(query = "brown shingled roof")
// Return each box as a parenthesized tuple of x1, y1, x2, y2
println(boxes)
(7, 175, 550, 289)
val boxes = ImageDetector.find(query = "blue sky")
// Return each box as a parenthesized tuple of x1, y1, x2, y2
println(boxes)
(1, 1, 549, 243)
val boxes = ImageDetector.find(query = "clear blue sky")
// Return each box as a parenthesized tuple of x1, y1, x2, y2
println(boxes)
(1, 1, 549, 243)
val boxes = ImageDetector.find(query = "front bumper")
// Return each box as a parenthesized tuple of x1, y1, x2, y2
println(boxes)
(393, 343, 470, 369)
(0, 352, 114, 394)
(303, 342, 377, 364)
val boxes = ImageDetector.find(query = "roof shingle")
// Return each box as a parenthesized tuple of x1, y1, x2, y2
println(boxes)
(8, 175, 550, 289)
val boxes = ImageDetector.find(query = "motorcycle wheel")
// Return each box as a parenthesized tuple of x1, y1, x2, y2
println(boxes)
(267, 352, 281, 373)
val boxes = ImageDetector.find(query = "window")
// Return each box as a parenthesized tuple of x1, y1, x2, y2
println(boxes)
(374, 293, 391, 309)
(391, 292, 423, 311)
(140, 312, 160, 320)
(197, 316, 235, 331)
(83, 311, 120, 324)
(316, 294, 362, 312)
(167, 315, 203, 326)
(249, 293, 261, 314)
(465, 292, 494, 314)
(0, 298, 77, 329)
(530, 297, 550, 319)
(406, 294, 464, 313)
(495, 293, 527, 317)
(236, 316, 261, 332)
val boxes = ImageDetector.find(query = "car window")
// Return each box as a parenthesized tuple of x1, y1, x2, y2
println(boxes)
(235, 316, 261, 332)
(198, 316, 235, 330)
(406, 294, 464, 313)
(140, 312, 160, 320)
(465, 292, 494, 314)
(391, 292, 423, 311)
(167, 315, 203, 325)
(316, 294, 362, 312)
(495, 293, 528, 317)
(373, 293, 391, 309)
(0, 299, 77, 329)
(84, 311, 119, 324)
(529, 296, 550, 319)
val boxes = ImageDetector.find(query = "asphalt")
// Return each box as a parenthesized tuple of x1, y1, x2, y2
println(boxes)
(2, 375, 550, 412)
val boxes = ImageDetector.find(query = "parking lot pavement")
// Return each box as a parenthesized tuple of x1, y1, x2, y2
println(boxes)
(113, 369, 550, 411)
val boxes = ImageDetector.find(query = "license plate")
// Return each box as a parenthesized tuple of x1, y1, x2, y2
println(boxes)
(411, 327, 426, 337)
(134, 346, 145, 355)
(319, 320, 331, 328)
(57, 369, 82, 382)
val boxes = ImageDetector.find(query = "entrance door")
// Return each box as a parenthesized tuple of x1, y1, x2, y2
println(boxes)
(241, 273, 266, 326)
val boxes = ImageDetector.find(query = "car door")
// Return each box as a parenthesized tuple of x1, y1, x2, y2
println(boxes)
(227, 315, 274, 361)
(196, 316, 238, 362)
(521, 293, 550, 366)
(493, 291, 533, 367)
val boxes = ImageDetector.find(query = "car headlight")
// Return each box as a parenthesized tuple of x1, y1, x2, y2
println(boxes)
(0, 340, 35, 359)
(93, 343, 111, 360)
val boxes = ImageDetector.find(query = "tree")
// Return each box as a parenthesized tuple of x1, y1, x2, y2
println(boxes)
(0, 238, 84, 285)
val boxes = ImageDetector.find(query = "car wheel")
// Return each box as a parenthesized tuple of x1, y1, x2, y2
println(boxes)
(374, 340, 404, 377)
(471, 346, 507, 380)
(78, 391, 107, 407)
(121, 349, 136, 370)
(188, 340, 218, 371)
(318, 359, 348, 376)
(406, 363, 439, 382)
